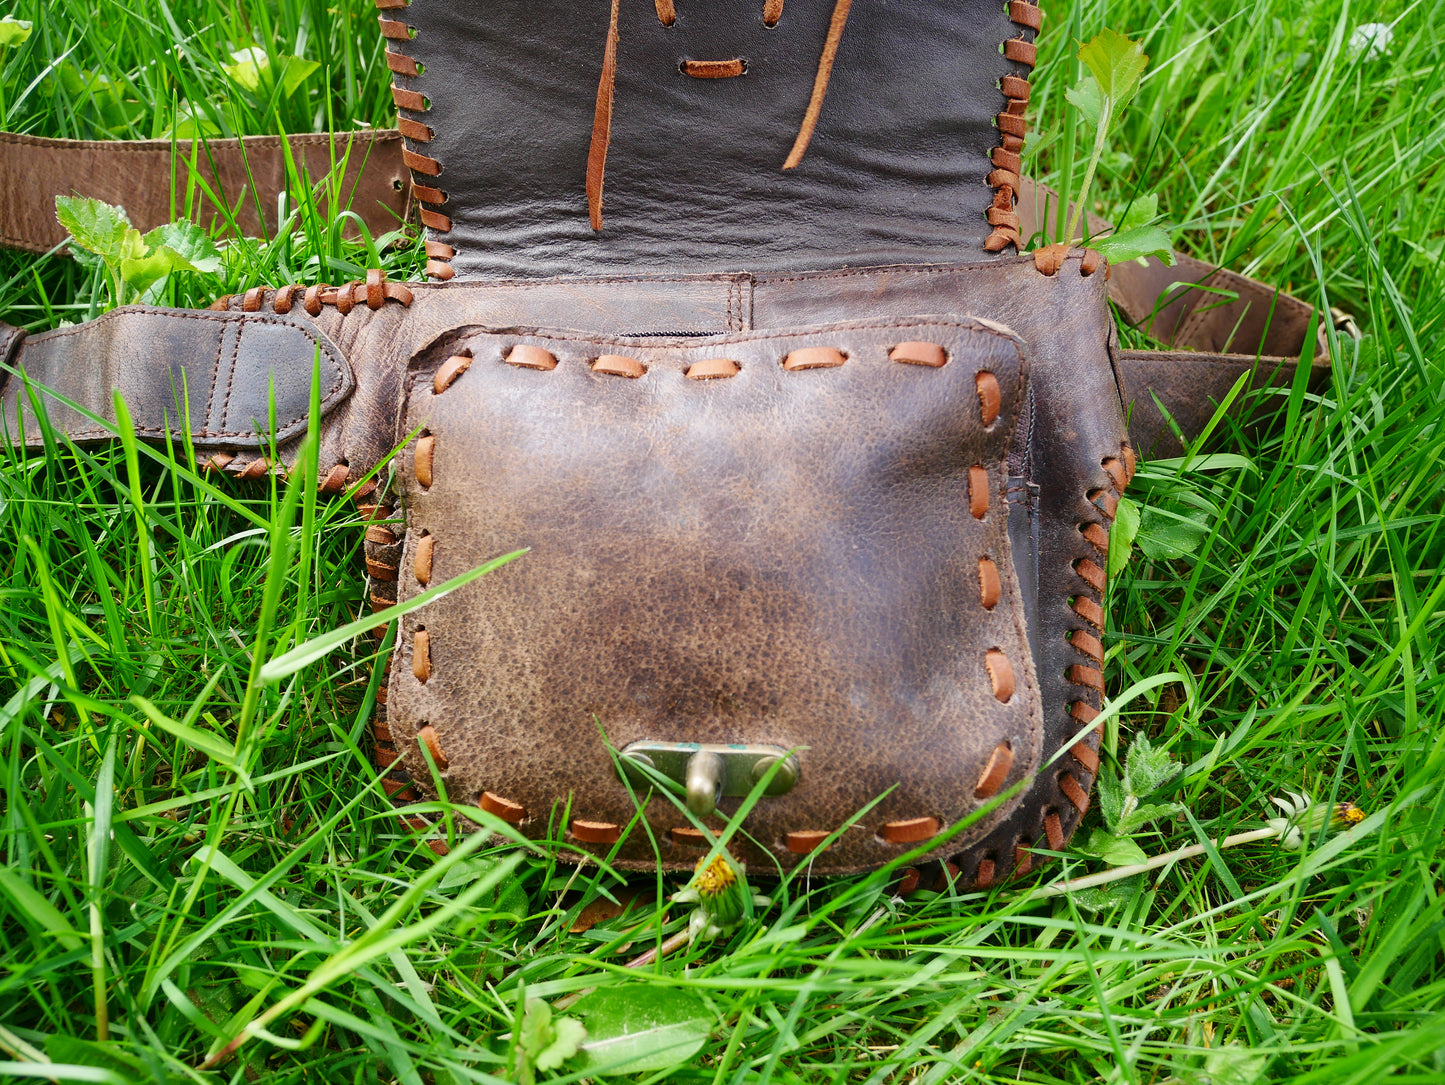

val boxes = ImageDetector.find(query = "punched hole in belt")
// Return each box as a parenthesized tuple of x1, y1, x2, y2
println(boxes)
(414, 432, 435, 488)
(977, 556, 1000, 610)
(1078, 522, 1110, 553)
(1074, 558, 1106, 593)
(880, 816, 940, 844)
(365, 553, 399, 581)
(572, 819, 622, 845)
(975, 855, 997, 888)
(366, 524, 399, 547)
(1043, 810, 1065, 851)
(593, 354, 646, 378)
(434, 351, 473, 394)
(968, 466, 990, 519)
(975, 371, 1001, 424)
(686, 357, 740, 380)
(412, 628, 431, 683)
(1071, 742, 1100, 774)
(1058, 771, 1090, 814)
(985, 649, 1015, 703)
(781, 346, 844, 370)
(785, 829, 830, 855)
(679, 58, 747, 78)
(413, 531, 434, 585)
(319, 460, 350, 495)
(1069, 629, 1104, 664)
(974, 740, 1014, 799)
(1101, 456, 1129, 493)
(415, 723, 448, 771)
(505, 344, 558, 370)
(1071, 595, 1104, 628)
(1089, 487, 1119, 518)
(479, 791, 527, 824)
(887, 341, 946, 368)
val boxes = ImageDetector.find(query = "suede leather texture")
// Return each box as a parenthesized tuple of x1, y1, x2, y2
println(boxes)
(395, 0, 1025, 278)
(390, 318, 1039, 873)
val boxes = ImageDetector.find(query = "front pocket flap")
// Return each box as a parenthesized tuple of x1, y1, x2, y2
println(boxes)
(387, 317, 1041, 874)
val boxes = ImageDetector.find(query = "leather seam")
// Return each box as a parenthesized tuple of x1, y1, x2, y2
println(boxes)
(760, 257, 1050, 287)
(218, 318, 246, 432)
(451, 317, 1028, 351)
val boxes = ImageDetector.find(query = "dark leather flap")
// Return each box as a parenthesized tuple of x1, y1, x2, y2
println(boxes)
(0, 307, 352, 450)
(385, 316, 1042, 874)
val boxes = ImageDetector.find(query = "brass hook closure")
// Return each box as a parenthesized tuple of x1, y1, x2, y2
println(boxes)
(618, 741, 800, 818)
(685, 750, 725, 815)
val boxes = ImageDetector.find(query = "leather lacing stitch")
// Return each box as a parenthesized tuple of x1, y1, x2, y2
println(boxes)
(984, 1, 1041, 253)
(388, 338, 1031, 860)
(207, 268, 415, 318)
(376, 0, 455, 280)
(588, 0, 853, 231)
(200, 270, 413, 482)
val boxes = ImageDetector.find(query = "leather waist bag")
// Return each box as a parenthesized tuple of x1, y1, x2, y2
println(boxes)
(0, 0, 1328, 880)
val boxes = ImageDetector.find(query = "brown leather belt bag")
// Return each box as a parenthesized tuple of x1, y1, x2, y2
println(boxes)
(0, 0, 1327, 880)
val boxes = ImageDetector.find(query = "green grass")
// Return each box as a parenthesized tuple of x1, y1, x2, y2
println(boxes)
(2, 1, 1444, 1082)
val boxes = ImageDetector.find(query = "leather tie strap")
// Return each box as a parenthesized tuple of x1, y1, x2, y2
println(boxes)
(0, 307, 352, 449)
(0, 129, 410, 254)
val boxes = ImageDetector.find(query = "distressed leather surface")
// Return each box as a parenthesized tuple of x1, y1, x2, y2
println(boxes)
(390, 317, 1040, 873)
(0, 307, 351, 449)
(394, 0, 1025, 278)
(0, 130, 409, 255)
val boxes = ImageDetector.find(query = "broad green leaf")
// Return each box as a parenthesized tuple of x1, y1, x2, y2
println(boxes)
(1096, 767, 1124, 832)
(1093, 225, 1175, 266)
(1107, 495, 1140, 578)
(519, 999, 586, 1076)
(118, 246, 191, 299)
(537, 1018, 586, 1072)
(55, 196, 133, 262)
(1064, 75, 1103, 129)
(143, 220, 223, 274)
(1199, 1042, 1270, 1085)
(160, 100, 223, 140)
(1071, 873, 1142, 914)
(573, 987, 712, 1075)
(223, 47, 320, 98)
(1116, 193, 1159, 233)
(1078, 828, 1148, 867)
(1136, 505, 1210, 561)
(1123, 734, 1181, 797)
(1116, 800, 1185, 835)
(1077, 28, 1149, 111)
(274, 55, 322, 97)
(0, 15, 33, 46)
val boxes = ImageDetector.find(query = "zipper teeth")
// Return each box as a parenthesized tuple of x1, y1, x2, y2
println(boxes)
(618, 330, 716, 338)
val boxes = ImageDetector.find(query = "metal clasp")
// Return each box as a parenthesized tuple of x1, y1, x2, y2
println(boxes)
(617, 741, 799, 817)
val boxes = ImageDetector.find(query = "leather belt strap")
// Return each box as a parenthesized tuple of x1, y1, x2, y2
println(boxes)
(0, 129, 1327, 457)
(0, 308, 352, 449)
(0, 129, 410, 253)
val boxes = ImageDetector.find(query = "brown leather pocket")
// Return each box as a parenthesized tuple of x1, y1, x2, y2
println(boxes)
(384, 317, 1042, 874)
